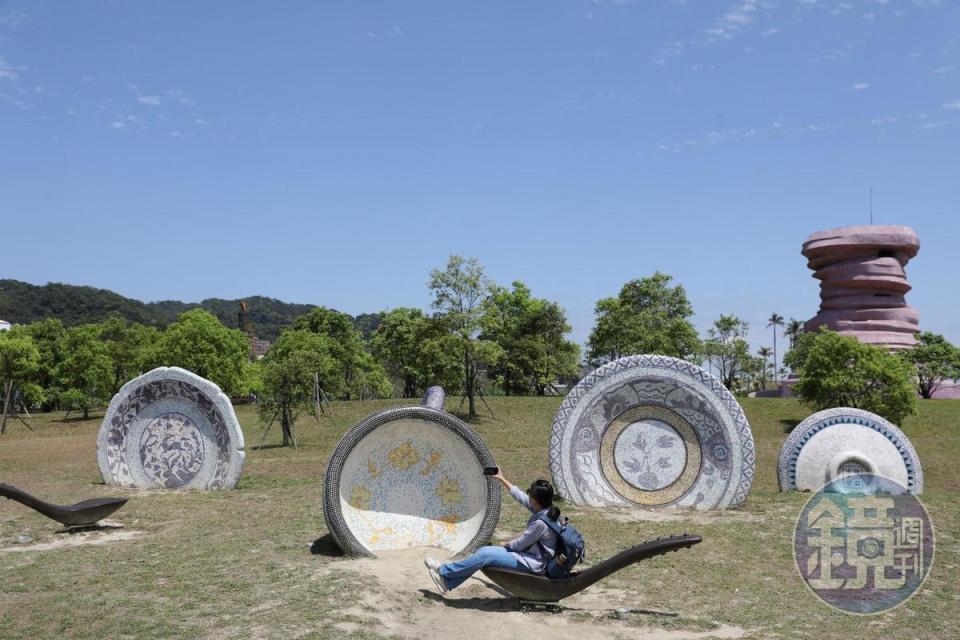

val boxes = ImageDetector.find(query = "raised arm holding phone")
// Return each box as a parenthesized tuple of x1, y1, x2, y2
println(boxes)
(424, 468, 562, 595)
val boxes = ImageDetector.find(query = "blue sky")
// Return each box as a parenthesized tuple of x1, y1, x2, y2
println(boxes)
(1, 0, 958, 358)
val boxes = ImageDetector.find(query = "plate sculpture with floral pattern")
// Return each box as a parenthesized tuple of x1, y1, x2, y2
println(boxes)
(96, 367, 245, 490)
(324, 404, 500, 558)
(549, 355, 755, 510)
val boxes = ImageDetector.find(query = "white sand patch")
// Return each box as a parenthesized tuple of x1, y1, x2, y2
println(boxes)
(2, 528, 143, 552)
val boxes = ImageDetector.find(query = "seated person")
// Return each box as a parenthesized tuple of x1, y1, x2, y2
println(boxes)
(424, 470, 560, 594)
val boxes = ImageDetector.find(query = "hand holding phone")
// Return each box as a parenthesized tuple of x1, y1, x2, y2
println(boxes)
(483, 466, 499, 476)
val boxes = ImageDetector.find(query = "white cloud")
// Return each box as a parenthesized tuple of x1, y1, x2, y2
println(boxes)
(852, 82, 870, 90)
(112, 114, 146, 131)
(0, 12, 29, 28)
(870, 115, 897, 124)
(920, 119, 954, 130)
(0, 57, 18, 80)
(762, 28, 781, 36)
(932, 65, 954, 75)
(137, 94, 162, 106)
(652, 41, 684, 65)
(704, 0, 762, 42)
(164, 89, 196, 106)
(943, 100, 960, 111)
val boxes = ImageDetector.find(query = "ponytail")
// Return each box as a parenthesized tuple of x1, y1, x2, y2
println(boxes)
(528, 479, 561, 521)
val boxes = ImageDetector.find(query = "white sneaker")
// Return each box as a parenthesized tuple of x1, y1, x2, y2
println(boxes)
(424, 558, 448, 594)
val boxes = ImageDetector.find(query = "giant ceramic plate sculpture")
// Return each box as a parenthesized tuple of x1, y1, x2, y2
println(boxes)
(549, 355, 755, 510)
(324, 387, 500, 557)
(777, 407, 923, 494)
(97, 367, 245, 490)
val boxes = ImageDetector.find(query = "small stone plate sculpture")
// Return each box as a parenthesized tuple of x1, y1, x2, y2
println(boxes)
(549, 355, 755, 509)
(777, 407, 923, 494)
(96, 367, 245, 490)
(323, 387, 500, 557)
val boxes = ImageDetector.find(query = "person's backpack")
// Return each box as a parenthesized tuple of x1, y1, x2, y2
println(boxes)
(536, 514, 586, 579)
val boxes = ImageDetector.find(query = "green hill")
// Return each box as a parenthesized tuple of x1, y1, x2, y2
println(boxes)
(0, 279, 381, 340)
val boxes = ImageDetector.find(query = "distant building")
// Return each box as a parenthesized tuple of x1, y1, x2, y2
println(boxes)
(0, 319, 10, 332)
(251, 337, 272, 359)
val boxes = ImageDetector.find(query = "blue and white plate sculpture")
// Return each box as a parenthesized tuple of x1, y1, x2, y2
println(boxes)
(549, 355, 755, 510)
(96, 367, 245, 490)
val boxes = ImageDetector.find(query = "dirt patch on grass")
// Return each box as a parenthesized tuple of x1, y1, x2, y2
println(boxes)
(1, 528, 144, 552)
(321, 547, 748, 640)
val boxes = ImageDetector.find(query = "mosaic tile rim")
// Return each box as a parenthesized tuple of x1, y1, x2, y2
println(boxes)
(776, 407, 924, 494)
(548, 354, 756, 510)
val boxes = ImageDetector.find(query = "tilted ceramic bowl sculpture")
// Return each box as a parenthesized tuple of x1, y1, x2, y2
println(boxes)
(324, 387, 500, 557)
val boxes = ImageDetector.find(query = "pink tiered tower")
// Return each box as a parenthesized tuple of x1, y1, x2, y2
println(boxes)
(802, 225, 920, 351)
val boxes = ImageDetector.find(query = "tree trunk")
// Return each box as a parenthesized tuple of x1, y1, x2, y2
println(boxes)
(84, 407, 90, 419)
(772, 331, 778, 386)
(281, 405, 293, 447)
(465, 349, 476, 417)
(1, 381, 13, 435)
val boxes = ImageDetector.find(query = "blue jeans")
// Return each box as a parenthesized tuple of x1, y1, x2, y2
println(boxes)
(439, 545, 530, 590)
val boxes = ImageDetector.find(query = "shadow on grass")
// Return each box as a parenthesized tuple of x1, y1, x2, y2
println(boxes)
(780, 419, 801, 434)
(60, 414, 103, 423)
(310, 534, 344, 557)
(419, 588, 522, 613)
(253, 443, 293, 451)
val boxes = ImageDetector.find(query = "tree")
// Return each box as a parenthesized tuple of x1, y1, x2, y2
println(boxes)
(587, 272, 701, 366)
(0, 333, 41, 433)
(767, 312, 785, 385)
(56, 325, 114, 419)
(757, 346, 773, 390)
(371, 308, 463, 397)
(259, 330, 334, 446)
(790, 328, 917, 424)
(149, 309, 250, 395)
(97, 315, 160, 393)
(428, 255, 502, 417)
(900, 332, 960, 399)
(482, 282, 580, 395)
(294, 307, 392, 399)
(784, 318, 804, 350)
(702, 315, 751, 391)
(20, 318, 66, 410)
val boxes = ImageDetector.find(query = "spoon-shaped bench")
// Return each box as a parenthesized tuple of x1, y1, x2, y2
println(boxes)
(0, 483, 128, 528)
(482, 533, 702, 604)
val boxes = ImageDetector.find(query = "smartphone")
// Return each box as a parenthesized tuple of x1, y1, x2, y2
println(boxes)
(483, 466, 499, 476)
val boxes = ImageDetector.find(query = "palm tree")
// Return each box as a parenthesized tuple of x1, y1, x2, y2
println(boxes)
(784, 318, 804, 350)
(767, 313, 784, 385)
(757, 346, 773, 391)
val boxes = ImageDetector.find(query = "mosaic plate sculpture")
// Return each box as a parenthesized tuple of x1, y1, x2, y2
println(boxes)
(324, 390, 500, 558)
(549, 355, 755, 510)
(96, 367, 245, 490)
(777, 407, 923, 494)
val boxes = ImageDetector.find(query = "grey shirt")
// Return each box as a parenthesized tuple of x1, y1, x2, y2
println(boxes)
(504, 485, 559, 574)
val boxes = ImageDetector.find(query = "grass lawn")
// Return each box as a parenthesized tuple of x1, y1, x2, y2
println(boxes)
(0, 397, 957, 639)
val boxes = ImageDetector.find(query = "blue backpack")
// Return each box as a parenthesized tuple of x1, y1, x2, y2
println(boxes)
(537, 514, 586, 579)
